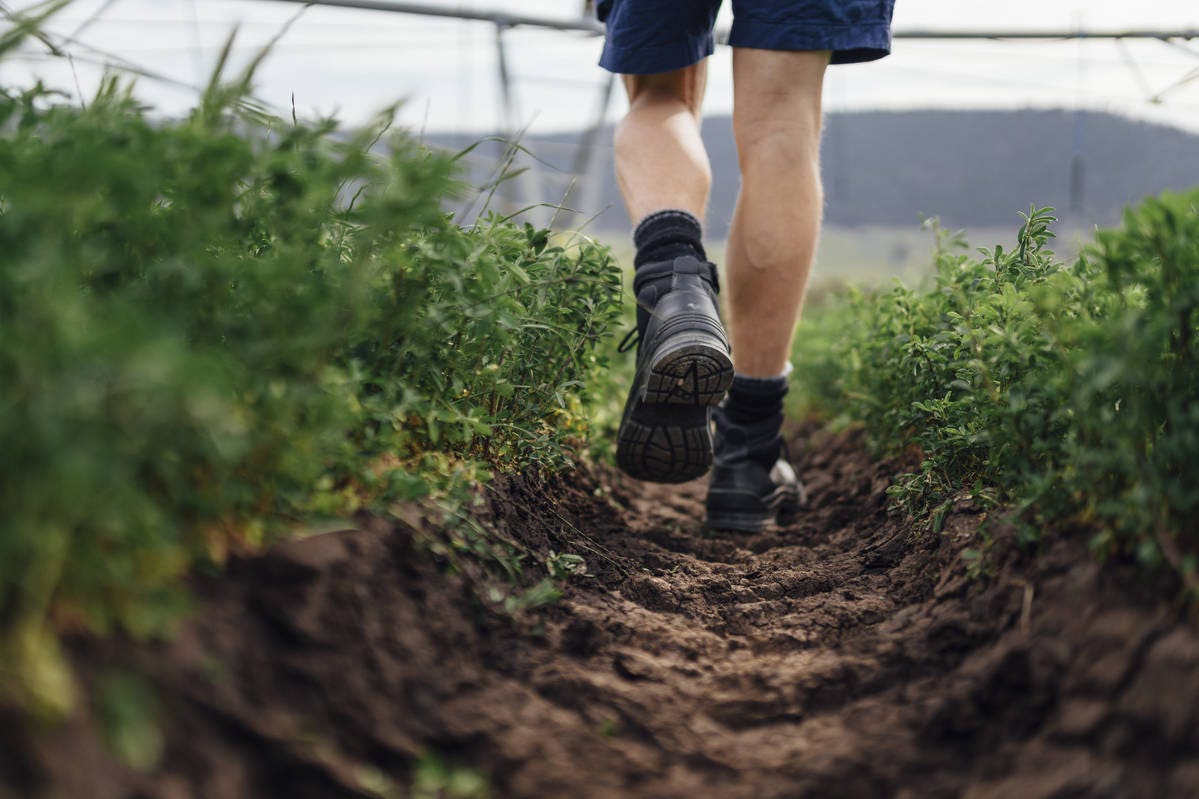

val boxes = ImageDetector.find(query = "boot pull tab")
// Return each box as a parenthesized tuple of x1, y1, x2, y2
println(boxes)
(670, 255, 721, 293)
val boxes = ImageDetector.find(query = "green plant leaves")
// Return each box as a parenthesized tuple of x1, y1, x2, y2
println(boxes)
(0, 77, 622, 717)
(795, 195, 1199, 595)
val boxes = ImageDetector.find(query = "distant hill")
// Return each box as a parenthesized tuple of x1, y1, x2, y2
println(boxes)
(425, 109, 1199, 237)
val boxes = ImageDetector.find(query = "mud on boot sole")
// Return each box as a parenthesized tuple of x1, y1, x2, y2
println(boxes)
(642, 340, 735, 406)
(616, 342, 733, 484)
(616, 403, 713, 484)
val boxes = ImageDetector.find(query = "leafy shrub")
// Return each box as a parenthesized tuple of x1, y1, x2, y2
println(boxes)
(794, 194, 1199, 590)
(336, 217, 622, 509)
(0, 68, 621, 716)
(1060, 193, 1199, 575)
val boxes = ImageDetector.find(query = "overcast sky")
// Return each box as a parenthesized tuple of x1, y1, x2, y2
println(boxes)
(2, 0, 1198, 134)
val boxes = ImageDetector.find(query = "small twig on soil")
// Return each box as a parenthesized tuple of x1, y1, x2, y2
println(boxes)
(543, 506, 632, 579)
(480, 482, 632, 578)
(1011, 578, 1035, 633)
(1020, 582, 1035, 633)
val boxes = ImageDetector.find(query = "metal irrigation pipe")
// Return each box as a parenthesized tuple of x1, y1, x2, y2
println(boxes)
(256, 1, 1197, 42)
(259, 0, 604, 33)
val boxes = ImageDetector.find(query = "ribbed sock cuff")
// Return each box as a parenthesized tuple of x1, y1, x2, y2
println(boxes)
(632, 209, 705, 268)
(723, 364, 792, 427)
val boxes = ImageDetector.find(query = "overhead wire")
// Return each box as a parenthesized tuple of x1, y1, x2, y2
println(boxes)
(0, 0, 302, 117)
(1158, 38, 1199, 60)
(66, 0, 121, 39)
(1151, 65, 1199, 103)
(12, 49, 204, 93)
(1116, 38, 1161, 100)
(3, 0, 1196, 135)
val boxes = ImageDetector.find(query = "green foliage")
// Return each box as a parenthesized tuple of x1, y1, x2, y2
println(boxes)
(93, 669, 164, 772)
(580, 272, 638, 465)
(411, 752, 491, 799)
(546, 550, 588, 580)
(1062, 193, 1199, 573)
(339, 217, 623, 505)
(795, 194, 1199, 590)
(0, 73, 621, 717)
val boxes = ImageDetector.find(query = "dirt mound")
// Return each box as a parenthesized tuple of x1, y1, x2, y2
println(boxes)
(8, 426, 1199, 798)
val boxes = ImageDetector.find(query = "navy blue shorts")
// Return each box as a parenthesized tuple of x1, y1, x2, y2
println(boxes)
(597, 0, 894, 74)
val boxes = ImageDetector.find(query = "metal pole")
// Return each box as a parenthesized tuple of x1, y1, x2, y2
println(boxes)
(572, 71, 616, 229)
(492, 22, 546, 225)
(253, 2, 1198, 42)
(261, 0, 604, 33)
(494, 23, 516, 135)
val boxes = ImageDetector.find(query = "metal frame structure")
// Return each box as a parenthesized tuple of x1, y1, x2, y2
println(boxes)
(254, 0, 1199, 226)
(262, 0, 1198, 43)
(6, 0, 1196, 225)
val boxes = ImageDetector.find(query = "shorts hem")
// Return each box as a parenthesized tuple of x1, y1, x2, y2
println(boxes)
(727, 18, 892, 64)
(600, 33, 715, 75)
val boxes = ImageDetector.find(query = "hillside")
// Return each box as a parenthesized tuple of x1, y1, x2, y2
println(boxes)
(434, 109, 1199, 237)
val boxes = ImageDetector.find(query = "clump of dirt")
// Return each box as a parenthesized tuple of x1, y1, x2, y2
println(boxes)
(8, 425, 1199, 798)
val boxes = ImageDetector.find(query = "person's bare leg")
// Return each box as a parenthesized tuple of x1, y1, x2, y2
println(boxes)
(612, 60, 735, 484)
(725, 49, 829, 377)
(614, 63, 710, 222)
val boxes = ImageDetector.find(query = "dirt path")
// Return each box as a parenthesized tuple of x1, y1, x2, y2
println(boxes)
(11, 426, 1199, 798)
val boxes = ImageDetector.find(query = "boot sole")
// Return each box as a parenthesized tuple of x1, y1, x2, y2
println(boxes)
(616, 338, 734, 484)
(705, 484, 806, 534)
(643, 340, 735, 406)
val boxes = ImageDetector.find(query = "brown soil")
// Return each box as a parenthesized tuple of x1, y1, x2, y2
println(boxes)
(7, 425, 1199, 798)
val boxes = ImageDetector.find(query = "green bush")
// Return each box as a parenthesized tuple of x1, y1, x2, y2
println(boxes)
(794, 194, 1199, 589)
(0, 67, 621, 717)
(1062, 194, 1199, 573)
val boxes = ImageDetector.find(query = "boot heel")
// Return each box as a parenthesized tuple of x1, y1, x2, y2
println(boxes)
(644, 337, 734, 406)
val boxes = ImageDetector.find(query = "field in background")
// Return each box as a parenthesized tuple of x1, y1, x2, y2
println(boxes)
(596, 222, 1100, 297)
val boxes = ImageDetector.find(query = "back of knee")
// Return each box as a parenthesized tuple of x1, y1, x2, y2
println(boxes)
(734, 118, 822, 171)
(624, 68, 705, 116)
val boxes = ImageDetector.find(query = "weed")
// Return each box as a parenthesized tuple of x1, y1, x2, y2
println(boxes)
(794, 194, 1199, 592)
(546, 550, 589, 580)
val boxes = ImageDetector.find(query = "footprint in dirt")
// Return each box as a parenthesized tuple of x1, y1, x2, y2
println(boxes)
(16, 426, 1199, 799)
